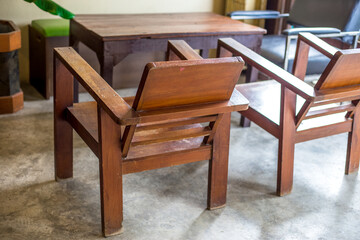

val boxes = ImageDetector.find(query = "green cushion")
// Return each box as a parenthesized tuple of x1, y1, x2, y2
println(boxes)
(31, 19, 69, 37)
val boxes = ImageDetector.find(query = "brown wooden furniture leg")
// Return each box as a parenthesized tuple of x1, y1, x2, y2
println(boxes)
(346, 108, 360, 174)
(99, 54, 114, 87)
(54, 58, 73, 180)
(199, 49, 209, 58)
(207, 112, 231, 210)
(277, 86, 296, 196)
(98, 106, 123, 237)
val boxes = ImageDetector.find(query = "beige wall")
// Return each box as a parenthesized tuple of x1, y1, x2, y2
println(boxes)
(0, 0, 225, 82)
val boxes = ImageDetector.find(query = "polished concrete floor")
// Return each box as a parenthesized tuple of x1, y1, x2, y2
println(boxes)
(1, 84, 360, 240)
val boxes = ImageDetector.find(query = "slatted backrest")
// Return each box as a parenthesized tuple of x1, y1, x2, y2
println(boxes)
(315, 48, 360, 90)
(132, 57, 244, 111)
(288, 0, 360, 31)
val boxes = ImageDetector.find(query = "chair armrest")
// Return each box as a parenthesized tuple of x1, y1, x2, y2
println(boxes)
(167, 40, 203, 60)
(54, 47, 139, 125)
(283, 27, 341, 36)
(218, 38, 315, 101)
(228, 10, 289, 20)
(297, 32, 338, 58)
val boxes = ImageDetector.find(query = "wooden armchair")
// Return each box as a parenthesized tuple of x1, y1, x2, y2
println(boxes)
(217, 33, 360, 196)
(53, 40, 248, 236)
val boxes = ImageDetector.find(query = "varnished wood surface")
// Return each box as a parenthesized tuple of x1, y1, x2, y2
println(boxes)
(167, 40, 203, 60)
(218, 38, 315, 101)
(97, 106, 123, 236)
(54, 47, 139, 125)
(224, 34, 360, 197)
(54, 41, 249, 236)
(54, 58, 73, 180)
(133, 57, 244, 110)
(73, 13, 266, 41)
(297, 32, 337, 59)
(315, 49, 360, 90)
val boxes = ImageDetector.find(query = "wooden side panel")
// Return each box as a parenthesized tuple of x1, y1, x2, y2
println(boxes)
(132, 58, 244, 111)
(97, 106, 123, 237)
(54, 57, 73, 180)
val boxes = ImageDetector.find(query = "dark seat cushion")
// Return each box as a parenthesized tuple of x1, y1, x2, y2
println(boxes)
(260, 35, 331, 75)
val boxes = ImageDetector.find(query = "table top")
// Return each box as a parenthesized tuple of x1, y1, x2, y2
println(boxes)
(72, 12, 266, 41)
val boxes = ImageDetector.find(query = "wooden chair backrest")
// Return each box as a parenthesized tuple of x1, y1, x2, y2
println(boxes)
(132, 57, 244, 111)
(315, 48, 360, 90)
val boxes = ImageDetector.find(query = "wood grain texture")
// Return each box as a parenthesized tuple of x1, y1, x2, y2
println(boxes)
(218, 38, 315, 101)
(207, 113, 231, 209)
(167, 40, 203, 60)
(73, 13, 266, 41)
(54, 58, 73, 180)
(54, 47, 139, 125)
(346, 104, 360, 174)
(315, 49, 360, 90)
(132, 57, 244, 111)
(98, 106, 123, 237)
(277, 86, 296, 196)
(224, 34, 360, 196)
(297, 32, 337, 59)
(123, 145, 211, 174)
(53, 41, 249, 236)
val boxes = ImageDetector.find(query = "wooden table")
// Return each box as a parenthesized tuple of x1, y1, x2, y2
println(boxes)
(70, 12, 266, 101)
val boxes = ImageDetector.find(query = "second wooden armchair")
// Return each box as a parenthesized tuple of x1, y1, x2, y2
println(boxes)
(53, 40, 248, 236)
(218, 33, 360, 196)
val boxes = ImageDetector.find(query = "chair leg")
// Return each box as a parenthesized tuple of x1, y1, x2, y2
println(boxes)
(54, 58, 73, 180)
(98, 106, 123, 236)
(345, 111, 360, 174)
(276, 86, 296, 196)
(207, 113, 231, 210)
(240, 115, 251, 127)
(277, 137, 295, 196)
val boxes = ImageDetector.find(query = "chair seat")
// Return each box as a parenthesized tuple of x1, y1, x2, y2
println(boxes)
(236, 80, 281, 125)
(67, 101, 205, 160)
(236, 80, 347, 132)
(261, 35, 331, 75)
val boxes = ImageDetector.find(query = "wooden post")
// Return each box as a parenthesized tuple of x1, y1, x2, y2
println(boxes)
(97, 105, 123, 236)
(207, 112, 231, 209)
(277, 86, 296, 196)
(54, 57, 73, 180)
(345, 107, 360, 174)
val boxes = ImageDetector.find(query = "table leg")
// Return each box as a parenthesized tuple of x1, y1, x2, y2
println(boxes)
(98, 54, 114, 87)
(200, 49, 209, 58)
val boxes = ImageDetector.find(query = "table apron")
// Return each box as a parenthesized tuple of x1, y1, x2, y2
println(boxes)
(102, 34, 263, 57)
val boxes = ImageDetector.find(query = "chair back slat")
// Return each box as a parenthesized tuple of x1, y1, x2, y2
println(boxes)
(132, 57, 244, 111)
(315, 49, 360, 90)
